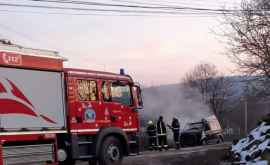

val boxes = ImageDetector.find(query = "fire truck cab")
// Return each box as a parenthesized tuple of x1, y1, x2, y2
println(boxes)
(58, 68, 143, 165)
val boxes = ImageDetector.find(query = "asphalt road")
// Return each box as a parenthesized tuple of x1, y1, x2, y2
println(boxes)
(78, 143, 231, 165)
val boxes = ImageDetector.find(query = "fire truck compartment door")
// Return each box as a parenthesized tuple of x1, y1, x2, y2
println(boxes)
(0, 67, 66, 131)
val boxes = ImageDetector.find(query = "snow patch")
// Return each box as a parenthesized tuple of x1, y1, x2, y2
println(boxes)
(231, 122, 270, 164)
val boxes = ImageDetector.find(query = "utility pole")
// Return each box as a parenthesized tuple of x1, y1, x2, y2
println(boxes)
(241, 97, 248, 135)
(244, 99, 248, 135)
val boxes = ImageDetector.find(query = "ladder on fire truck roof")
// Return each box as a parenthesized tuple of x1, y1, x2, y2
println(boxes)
(0, 39, 66, 60)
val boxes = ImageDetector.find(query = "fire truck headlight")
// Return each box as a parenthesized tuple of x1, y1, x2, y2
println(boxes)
(57, 149, 67, 162)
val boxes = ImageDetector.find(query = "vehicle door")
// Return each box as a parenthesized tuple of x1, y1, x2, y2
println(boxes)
(106, 80, 134, 129)
(98, 80, 112, 127)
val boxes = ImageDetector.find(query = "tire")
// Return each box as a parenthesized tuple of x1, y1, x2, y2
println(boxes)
(98, 136, 124, 165)
(201, 138, 208, 145)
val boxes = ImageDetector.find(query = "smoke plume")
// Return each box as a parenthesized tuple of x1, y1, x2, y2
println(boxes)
(141, 84, 213, 129)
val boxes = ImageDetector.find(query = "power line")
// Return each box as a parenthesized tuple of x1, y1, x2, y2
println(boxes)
(0, 22, 43, 45)
(0, 2, 234, 15)
(32, 0, 238, 9)
(110, 0, 168, 6)
(25, 0, 237, 12)
(29, 0, 172, 9)
(0, 9, 222, 17)
(110, 0, 236, 9)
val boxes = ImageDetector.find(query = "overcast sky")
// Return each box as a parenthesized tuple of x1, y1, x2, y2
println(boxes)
(0, 0, 241, 86)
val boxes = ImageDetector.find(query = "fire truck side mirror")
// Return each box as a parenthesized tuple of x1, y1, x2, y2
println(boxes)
(134, 85, 143, 109)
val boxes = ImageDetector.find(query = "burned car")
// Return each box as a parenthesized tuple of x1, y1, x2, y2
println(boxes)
(180, 115, 224, 147)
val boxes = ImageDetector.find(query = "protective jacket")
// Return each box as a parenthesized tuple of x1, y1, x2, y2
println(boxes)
(147, 124, 157, 137)
(172, 118, 180, 133)
(171, 118, 180, 149)
(157, 119, 167, 135)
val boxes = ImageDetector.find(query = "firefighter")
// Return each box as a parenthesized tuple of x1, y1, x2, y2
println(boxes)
(201, 118, 208, 144)
(146, 120, 157, 150)
(157, 116, 168, 151)
(168, 117, 180, 149)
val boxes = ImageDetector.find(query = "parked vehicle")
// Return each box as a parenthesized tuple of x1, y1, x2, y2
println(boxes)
(0, 41, 143, 165)
(180, 115, 223, 147)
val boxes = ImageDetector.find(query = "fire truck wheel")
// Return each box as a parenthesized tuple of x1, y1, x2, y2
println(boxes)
(98, 136, 123, 165)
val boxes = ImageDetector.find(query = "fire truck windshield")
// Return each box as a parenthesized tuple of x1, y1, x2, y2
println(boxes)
(111, 82, 132, 106)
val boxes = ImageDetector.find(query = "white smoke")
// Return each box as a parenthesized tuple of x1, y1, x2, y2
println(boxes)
(141, 83, 213, 129)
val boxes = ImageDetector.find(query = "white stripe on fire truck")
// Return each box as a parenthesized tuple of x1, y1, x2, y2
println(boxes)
(0, 130, 67, 136)
(70, 128, 138, 133)
(123, 128, 138, 132)
(70, 129, 100, 133)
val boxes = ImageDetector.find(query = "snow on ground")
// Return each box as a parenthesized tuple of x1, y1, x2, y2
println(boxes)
(248, 160, 268, 165)
(231, 122, 270, 164)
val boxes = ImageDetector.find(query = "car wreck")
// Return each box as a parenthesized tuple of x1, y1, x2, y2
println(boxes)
(180, 115, 224, 147)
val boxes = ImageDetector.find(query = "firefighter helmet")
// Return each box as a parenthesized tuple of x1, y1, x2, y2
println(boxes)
(148, 120, 153, 125)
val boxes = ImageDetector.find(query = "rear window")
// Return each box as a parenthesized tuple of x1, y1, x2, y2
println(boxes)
(77, 79, 98, 101)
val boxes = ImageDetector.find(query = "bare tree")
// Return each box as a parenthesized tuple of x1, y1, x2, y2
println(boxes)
(183, 63, 218, 101)
(183, 63, 232, 115)
(224, 0, 270, 78)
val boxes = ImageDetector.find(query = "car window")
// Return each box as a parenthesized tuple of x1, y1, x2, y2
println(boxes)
(77, 79, 98, 101)
(110, 81, 132, 106)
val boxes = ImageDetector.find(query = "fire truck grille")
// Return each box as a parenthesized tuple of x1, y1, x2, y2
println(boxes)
(3, 144, 55, 165)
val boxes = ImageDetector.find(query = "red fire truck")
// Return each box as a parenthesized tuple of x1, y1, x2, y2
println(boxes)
(0, 40, 143, 165)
